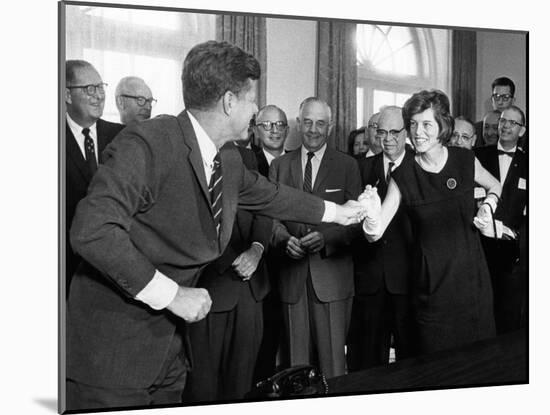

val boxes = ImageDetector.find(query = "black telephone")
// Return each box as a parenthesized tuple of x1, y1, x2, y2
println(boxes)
(246, 365, 328, 399)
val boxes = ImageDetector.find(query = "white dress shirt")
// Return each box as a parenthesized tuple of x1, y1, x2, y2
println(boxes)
(301, 143, 328, 188)
(66, 113, 99, 163)
(383, 150, 406, 178)
(497, 141, 517, 185)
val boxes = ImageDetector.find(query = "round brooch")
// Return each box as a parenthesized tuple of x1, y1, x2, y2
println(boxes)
(446, 178, 457, 190)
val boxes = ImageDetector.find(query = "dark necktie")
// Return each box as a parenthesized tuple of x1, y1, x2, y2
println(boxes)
(386, 161, 395, 184)
(497, 150, 515, 157)
(209, 153, 223, 236)
(303, 151, 315, 193)
(82, 128, 98, 175)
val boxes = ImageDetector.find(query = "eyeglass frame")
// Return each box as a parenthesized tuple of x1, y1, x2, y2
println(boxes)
(491, 93, 513, 102)
(119, 94, 157, 107)
(451, 131, 476, 141)
(498, 118, 524, 128)
(255, 120, 288, 131)
(67, 83, 108, 96)
(375, 127, 405, 139)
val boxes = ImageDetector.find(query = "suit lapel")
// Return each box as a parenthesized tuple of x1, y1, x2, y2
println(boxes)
(96, 119, 110, 163)
(375, 155, 388, 199)
(502, 150, 522, 196)
(176, 111, 211, 206)
(66, 121, 92, 183)
(488, 146, 501, 181)
(313, 148, 332, 193)
(218, 146, 240, 251)
(290, 150, 304, 190)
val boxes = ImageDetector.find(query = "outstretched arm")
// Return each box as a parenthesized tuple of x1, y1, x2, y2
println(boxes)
(360, 178, 402, 242)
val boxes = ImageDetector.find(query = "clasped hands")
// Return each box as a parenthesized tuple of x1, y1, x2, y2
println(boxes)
(285, 231, 325, 259)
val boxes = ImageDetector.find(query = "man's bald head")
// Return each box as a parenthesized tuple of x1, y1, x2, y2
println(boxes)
(115, 76, 154, 125)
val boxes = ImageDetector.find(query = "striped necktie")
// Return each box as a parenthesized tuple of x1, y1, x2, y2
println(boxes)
(386, 161, 395, 183)
(209, 153, 223, 236)
(303, 151, 315, 193)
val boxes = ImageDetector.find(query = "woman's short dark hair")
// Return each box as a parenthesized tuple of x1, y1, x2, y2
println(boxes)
(347, 127, 367, 155)
(182, 40, 261, 111)
(402, 89, 454, 144)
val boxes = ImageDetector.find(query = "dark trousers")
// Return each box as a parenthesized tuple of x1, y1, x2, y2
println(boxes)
(185, 283, 263, 402)
(66, 330, 188, 411)
(282, 274, 352, 379)
(482, 237, 527, 334)
(253, 284, 286, 383)
(347, 286, 415, 371)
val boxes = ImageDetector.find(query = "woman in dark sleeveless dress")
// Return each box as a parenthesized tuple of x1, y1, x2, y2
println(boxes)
(359, 90, 502, 354)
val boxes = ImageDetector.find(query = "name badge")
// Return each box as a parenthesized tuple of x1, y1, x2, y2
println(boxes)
(474, 187, 486, 199)
(518, 178, 526, 190)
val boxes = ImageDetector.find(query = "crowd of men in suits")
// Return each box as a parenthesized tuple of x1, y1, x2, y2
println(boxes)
(64, 41, 526, 412)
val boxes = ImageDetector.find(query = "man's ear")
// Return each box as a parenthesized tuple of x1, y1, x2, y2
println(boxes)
(295, 117, 301, 132)
(327, 121, 334, 136)
(115, 95, 123, 110)
(519, 125, 526, 138)
(472, 133, 477, 147)
(222, 90, 235, 116)
(65, 88, 72, 105)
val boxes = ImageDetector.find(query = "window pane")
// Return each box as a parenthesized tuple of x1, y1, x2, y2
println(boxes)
(357, 87, 364, 128)
(373, 89, 412, 112)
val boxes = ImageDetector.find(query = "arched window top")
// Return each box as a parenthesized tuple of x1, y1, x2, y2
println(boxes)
(356, 24, 430, 78)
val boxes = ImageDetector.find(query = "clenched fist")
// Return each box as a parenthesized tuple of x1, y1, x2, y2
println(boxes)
(166, 286, 212, 323)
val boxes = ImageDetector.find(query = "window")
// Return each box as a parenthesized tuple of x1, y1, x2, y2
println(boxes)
(65, 5, 216, 122)
(356, 24, 451, 127)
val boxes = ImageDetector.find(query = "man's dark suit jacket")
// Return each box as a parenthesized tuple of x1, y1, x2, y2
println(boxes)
(474, 145, 527, 233)
(354, 151, 414, 296)
(196, 146, 272, 311)
(65, 118, 124, 285)
(269, 147, 361, 304)
(68, 111, 326, 389)
(254, 146, 270, 178)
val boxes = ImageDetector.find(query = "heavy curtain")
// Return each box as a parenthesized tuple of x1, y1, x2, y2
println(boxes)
(317, 21, 357, 151)
(216, 15, 267, 109)
(451, 30, 477, 121)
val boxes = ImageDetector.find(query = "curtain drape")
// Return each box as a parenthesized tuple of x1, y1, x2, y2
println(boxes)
(316, 21, 357, 152)
(216, 15, 267, 109)
(451, 30, 477, 121)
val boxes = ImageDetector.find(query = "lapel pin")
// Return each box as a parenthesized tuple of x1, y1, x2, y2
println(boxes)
(446, 178, 457, 190)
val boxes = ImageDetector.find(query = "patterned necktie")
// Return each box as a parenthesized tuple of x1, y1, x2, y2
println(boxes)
(82, 128, 98, 175)
(386, 161, 395, 184)
(497, 150, 515, 157)
(303, 151, 315, 193)
(209, 153, 223, 236)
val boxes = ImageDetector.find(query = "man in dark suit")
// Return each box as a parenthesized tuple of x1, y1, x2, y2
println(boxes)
(270, 97, 362, 378)
(475, 105, 527, 334)
(66, 41, 365, 412)
(65, 60, 124, 291)
(185, 145, 273, 402)
(347, 106, 416, 371)
(251, 104, 289, 381)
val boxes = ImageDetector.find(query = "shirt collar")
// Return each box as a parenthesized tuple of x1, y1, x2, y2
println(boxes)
(383, 150, 406, 169)
(66, 112, 97, 140)
(497, 140, 517, 154)
(301, 143, 327, 161)
(263, 148, 276, 166)
(187, 111, 218, 168)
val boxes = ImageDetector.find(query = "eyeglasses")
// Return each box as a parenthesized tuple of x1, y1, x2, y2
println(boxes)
(451, 131, 475, 141)
(498, 118, 524, 128)
(376, 127, 404, 139)
(491, 93, 513, 102)
(67, 83, 107, 96)
(120, 94, 157, 107)
(256, 121, 287, 131)
(367, 122, 378, 129)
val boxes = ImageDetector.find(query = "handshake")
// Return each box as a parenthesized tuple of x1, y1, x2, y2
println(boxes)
(331, 185, 382, 226)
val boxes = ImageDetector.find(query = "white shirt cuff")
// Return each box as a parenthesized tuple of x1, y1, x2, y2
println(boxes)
(321, 201, 336, 223)
(362, 217, 381, 238)
(135, 270, 179, 310)
(251, 241, 265, 254)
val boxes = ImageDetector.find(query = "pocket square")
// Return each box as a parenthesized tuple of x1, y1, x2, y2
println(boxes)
(325, 188, 342, 193)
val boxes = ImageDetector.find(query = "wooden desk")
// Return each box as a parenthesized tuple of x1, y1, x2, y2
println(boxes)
(328, 329, 527, 395)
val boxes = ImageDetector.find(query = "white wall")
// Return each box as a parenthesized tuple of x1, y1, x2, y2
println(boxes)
(476, 30, 527, 120)
(266, 18, 317, 150)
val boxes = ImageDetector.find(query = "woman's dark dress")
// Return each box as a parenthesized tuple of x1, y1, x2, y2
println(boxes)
(391, 147, 496, 354)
